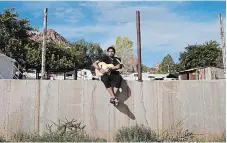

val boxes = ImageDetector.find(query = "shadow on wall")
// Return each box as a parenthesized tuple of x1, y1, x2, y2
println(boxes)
(115, 80, 135, 120)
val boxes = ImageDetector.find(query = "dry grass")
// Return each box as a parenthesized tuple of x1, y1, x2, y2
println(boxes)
(190, 131, 226, 142)
(7, 118, 106, 142)
(0, 136, 6, 142)
(114, 120, 226, 142)
(1, 119, 225, 142)
(114, 124, 157, 142)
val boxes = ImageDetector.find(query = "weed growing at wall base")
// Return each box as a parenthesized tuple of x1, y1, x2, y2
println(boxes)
(114, 121, 226, 142)
(158, 120, 194, 141)
(115, 124, 157, 142)
(12, 132, 106, 142)
(0, 136, 6, 142)
(5, 118, 107, 142)
(0, 119, 225, 142)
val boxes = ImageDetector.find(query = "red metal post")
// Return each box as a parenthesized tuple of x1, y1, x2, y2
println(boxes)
(136, 11, 142, 82)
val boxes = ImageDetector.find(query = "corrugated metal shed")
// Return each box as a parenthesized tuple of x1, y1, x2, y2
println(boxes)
(178, 67, 225, 80)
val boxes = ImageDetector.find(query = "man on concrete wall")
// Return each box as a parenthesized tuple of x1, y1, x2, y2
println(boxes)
(93, 46, 123, 106)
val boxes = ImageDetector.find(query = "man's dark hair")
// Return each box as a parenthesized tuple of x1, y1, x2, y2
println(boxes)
(107, 46, 115, 53)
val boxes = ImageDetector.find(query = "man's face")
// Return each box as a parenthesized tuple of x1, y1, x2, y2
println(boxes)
(107, 49, 115, 57)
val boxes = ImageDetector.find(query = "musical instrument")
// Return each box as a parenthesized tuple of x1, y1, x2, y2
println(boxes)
(95, 62, 114, 76)
(95, 57, 123, 77)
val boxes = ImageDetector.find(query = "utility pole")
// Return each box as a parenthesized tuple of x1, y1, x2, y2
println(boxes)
(219, 13, 226, 78)
(136, 11, 142, 82)
(41, 8, 48, 79)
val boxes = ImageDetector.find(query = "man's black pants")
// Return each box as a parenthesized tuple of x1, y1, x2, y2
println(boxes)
(101, 74, 122, 88)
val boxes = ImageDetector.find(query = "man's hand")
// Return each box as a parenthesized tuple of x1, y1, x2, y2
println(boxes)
(93, 60, 100, 70)
(106, 67, 112, 71)
(100, 68, 110, 74)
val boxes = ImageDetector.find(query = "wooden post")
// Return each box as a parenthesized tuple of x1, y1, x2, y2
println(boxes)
(219, 13, 226, 78)
(41, 8, 48, 79)
(136, 11, 142, 82)
(35, 80, 41, 134)
(74, 69, 77, 80)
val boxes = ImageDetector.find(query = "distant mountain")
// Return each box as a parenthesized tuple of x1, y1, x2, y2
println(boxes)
(28, 29, 72, 47)
(147, 62, 162, 73)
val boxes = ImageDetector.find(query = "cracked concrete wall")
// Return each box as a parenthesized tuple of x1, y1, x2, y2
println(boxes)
(0, 80, 225, 141)
(0, 80, 38, 140)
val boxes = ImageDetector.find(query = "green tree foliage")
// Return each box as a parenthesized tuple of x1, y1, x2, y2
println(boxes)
(70, 39, 104, 70)
(114, 36, 134, 72)
(157, 54, 176, 74)
(25, 41, 74, 72)
(0, 8, 104, 72)
(69, 39, 88, 69)
(87, 42, 104, 62)
(142, 64, 150, 72)
(2, 8, 223, 76)
(0, 8, 35, 66)
(25, 39, 103, 72)
(46, 42, 74, 71)
(178, 40, 223, 70)
(24, 41, 41, 71)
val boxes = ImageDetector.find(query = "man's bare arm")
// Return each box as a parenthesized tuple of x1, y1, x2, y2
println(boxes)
(110, 64, 123, 71)
(92, 60, 101, 70)
(93, 60, 109, 74)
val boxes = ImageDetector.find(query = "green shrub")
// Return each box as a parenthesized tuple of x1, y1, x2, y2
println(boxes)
(0, 136, 6, 142)
(114, 121, 195, 142)
(12, 132, 35, 142)
(10, 118, 106, 142)
(114, 124, 157, 142)
(11, 132, 106, 142)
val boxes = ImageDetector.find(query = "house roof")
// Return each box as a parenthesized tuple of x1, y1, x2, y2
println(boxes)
(179, 68, 199, 73)
(179, 66, 224, 73)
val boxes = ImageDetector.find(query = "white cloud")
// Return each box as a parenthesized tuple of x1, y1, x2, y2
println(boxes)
(20, 1, 84, 23)
(90, 3, 225, 53)
(52, 8, 85, 23)
(43, 2, 225, 54)
(48, 25, 113, 39)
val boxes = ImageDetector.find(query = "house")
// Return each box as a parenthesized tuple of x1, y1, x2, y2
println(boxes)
(48, 69, 94, 80)
(122, 72, 177, 81)
(178, 67, 225, 80)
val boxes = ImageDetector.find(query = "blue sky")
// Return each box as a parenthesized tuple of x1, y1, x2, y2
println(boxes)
(0, 1, 226, 67)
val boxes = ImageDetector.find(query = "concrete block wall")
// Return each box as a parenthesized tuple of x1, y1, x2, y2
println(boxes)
(0, 80, 225, 141)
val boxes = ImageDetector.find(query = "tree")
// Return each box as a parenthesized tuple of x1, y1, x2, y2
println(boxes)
(142, 64, 150, 72)
(70, 39, 104, 70)
(45, 42, 73, 71)
(86, 42, 104, 67)
(25, 41, 74, 72)
(157, 54, 176, 74)
(174, 63, 183, 72)
(1, 8, 105, 74)
(178, 40, 223, 70)
(0, 8, 35, 66)
(24, 41, 41, 71)
(114, 36, 134, 72)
